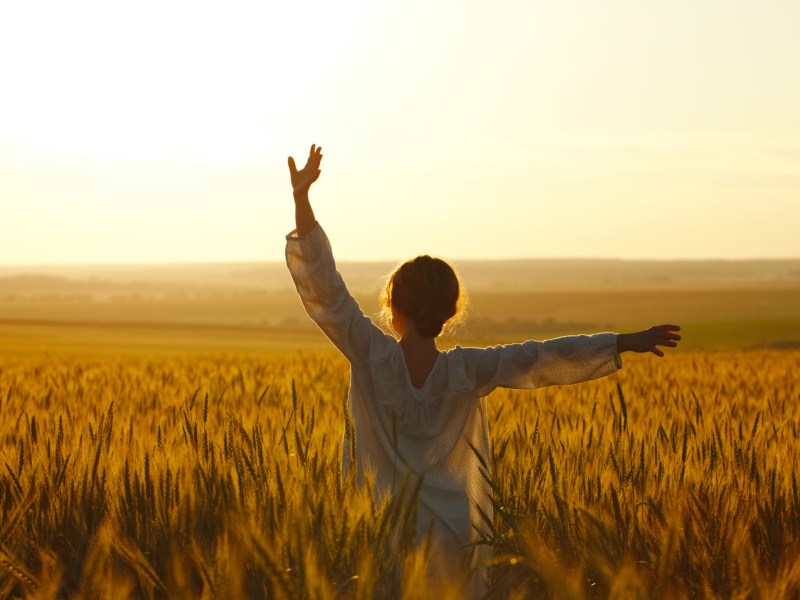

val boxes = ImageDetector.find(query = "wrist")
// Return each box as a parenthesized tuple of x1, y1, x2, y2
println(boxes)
(616, 333, 631, 353)
(293, 190, 309, 203)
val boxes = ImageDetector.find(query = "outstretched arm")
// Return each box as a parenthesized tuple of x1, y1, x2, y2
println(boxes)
(616, 325, 681, 357)
(285, 144, 392, 363)
(288, 144, 323, 237)
(464, 326, 681, 396)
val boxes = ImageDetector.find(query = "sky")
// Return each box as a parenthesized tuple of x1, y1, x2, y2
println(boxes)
(1, 0, 798, 265)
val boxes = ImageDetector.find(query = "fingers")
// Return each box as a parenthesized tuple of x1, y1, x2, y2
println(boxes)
(305, 144, 323, 169)
(288, 156, 297, 175)
(648, 327, 680, 356)
(656, 332, 681, 342)
(309, 144, 322, 158)
(651, 324, 681, 342)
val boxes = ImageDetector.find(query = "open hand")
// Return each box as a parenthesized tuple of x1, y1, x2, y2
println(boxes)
(617, 325, 681, 357)
(288, 144, 323, 197)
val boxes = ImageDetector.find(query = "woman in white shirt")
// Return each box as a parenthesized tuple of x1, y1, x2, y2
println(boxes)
(285, 144, 681, 597)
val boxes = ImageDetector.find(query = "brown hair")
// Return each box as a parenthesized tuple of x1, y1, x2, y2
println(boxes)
(381, 255, 466, 338)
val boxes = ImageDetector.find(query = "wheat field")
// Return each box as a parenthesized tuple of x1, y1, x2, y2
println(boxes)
(0, 348, 798, 599)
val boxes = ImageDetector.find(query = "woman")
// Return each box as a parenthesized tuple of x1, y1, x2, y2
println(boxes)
(285, 144, 680, 596)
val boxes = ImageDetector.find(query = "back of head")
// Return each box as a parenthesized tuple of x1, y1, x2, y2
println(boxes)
(383, 255, 464, 338)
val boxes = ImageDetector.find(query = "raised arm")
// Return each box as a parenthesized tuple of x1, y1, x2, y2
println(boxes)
(288, 144, 322, 236)
(285, 145, 391, 363)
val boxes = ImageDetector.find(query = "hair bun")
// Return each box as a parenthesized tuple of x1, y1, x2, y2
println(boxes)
(418, 303, 455, 337)
(382, 254, 464, 338)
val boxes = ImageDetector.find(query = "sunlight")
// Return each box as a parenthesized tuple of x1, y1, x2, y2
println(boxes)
(0, 0, 369, 161)
(1, 0, 797, 264)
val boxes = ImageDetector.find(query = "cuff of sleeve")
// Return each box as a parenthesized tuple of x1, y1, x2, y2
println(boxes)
(608, 333, 623, 369)
(286, 220, 320, 241)
(285, 221, 329, 266)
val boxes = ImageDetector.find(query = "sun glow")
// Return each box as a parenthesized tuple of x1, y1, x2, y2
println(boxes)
(1, 0, 798, 264)
(1, 0, 370, 161)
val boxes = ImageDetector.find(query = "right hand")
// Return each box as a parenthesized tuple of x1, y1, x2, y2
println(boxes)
(288, 144, 323, 197)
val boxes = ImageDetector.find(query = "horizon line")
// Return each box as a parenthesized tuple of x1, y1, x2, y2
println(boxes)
(2, 255, 800, 269)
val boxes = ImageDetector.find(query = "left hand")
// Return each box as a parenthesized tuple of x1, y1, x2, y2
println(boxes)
(288, 144, 323, 197)
(617, 325, 681, 357)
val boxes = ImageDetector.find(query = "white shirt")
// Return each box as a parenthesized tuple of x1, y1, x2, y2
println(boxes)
(286, 223, 621, 592)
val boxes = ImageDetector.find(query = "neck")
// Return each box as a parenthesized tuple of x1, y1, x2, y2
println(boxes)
(398, 330, 440, 388)
(399, 331, 439, 356)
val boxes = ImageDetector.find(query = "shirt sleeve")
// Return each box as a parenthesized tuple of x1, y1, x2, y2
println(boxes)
(285, 222, 392, 363)
(462, 333, 622, 397)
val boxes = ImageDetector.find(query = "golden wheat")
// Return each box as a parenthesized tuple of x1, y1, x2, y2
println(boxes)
(0, 349, 798, 598)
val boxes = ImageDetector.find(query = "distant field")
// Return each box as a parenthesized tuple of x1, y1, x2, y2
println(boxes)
(465, 286, 800, 350)
(1, 287, 798, 355)
(1, 259, 798, 354)
(0, 321, 327, 356)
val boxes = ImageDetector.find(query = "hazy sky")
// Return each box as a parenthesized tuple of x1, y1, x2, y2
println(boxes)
(1, 0, 798, 264)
